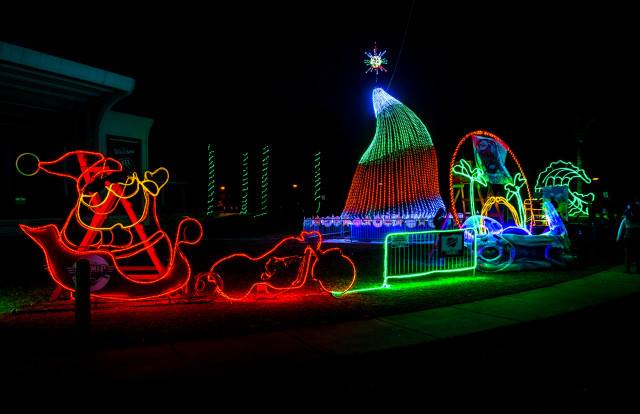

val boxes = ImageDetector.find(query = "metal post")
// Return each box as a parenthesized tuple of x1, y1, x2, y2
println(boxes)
(75, 259, 91, 334)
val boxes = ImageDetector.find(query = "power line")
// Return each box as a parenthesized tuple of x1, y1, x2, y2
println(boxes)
(387, 0, 415, 90)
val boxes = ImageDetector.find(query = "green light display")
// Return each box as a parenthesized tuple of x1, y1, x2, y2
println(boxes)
(452, 159, 488, 216)
(535, 160, 595, 218)
(333, 276, 489, 297)
(383, 229, 477, 287)
(240, 151, 249, 215)
(361, 89, 435, 164)
(504, 172, 526, 227)
(206, 144, 215, 216)
(332, 286, 387, 296)
(256, 144, 271, 217)
(313, 151, 321, 215)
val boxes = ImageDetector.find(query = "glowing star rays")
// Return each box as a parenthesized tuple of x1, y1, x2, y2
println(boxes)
(364, 43, 388, 78)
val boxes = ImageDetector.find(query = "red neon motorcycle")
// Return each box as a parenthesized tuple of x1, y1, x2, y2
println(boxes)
(192, 231, 357, 300)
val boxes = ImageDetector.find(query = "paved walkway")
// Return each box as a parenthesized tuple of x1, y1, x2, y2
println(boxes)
(94, 266, 640, 380)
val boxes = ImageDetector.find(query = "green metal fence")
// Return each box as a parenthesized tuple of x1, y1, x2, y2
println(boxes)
(383, 229, 477, 286)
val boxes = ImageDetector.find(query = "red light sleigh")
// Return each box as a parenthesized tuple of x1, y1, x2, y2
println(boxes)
(17, 151, 202, 301)
(18, 150, 357, 302)
(194, 231, 357, 300)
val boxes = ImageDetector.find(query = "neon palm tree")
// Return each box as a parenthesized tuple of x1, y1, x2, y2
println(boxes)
(453, 159, 488, 216)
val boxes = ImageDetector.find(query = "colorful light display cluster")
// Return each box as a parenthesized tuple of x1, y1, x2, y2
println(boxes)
(240, 151, 249, 215)
(535, 160, 595, 218)
(461, 200, 573, 272)
(206, 144, 215, 216)
(18, 77, 587, 304)
(313, 151, 322, 215)
(449, 131, 532, 229)
(18, 150, 359, 302)
(445, 132, 575, 272)
(342, 88, 445, 220)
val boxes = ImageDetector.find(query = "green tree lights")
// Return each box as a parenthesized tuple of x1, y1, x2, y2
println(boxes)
(256, 144, 271, 217)
(313, 151, 321, 215)
(240, 151, 249, 215)
(206, 144, 215, 216)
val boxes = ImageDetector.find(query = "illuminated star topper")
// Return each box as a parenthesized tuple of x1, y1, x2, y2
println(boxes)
(364, 42, 388, 76)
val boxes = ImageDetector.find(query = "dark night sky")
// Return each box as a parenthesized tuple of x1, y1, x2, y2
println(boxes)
(4, 3, 638, 212)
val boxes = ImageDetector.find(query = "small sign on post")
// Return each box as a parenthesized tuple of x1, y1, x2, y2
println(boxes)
(390, 234, 409, 248)
(439, 233, 464, 257)
(75, 259, 91, 335)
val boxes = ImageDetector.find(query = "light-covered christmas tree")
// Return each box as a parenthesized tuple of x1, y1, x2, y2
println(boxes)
(342, 88, 445, 219)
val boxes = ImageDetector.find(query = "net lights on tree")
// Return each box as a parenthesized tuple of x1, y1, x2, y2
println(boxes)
(342, 88, 445, 219)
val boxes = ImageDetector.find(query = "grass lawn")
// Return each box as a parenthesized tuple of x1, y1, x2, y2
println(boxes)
(0, 258, 615, 348)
